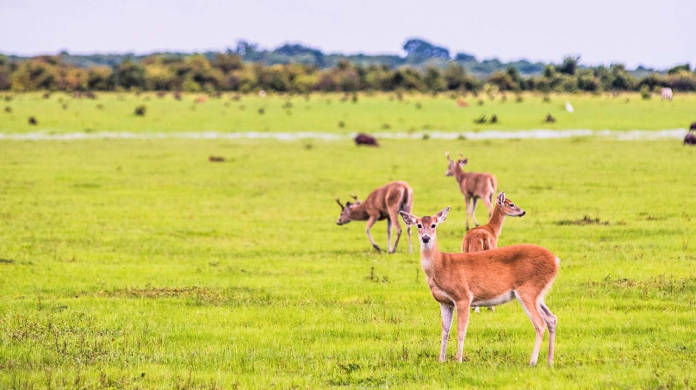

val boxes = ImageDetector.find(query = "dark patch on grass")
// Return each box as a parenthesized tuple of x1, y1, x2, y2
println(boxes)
(555, 215, 609, 226)
(134, 105, 146, 116)
(586, 275, 696, 297)
(0, 258, 15, 264)
(527, 184, 553, 192)
(97, 286, 275, 306)
(73, 182, 101, 189)
(473, 114, 487, 124)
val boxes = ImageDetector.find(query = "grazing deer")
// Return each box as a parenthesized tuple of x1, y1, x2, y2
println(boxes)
(335, 181, 413, 253)
(462, 192, 526, 313)
(445, 152, 497, 230)
(400, 207, 558, 365)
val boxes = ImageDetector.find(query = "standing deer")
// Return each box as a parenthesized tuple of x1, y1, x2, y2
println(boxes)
(462, 192, 526, 313)
(335, 181, 413, 253)
(445, 152, 497, 230)
(400, 207, 559, 365)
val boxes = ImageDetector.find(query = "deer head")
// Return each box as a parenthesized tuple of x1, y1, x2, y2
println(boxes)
(445, 152, 468, 176)
(400, 206, 450, 249)
(496, 192, 526, 217)
(335, 197, 359, 225)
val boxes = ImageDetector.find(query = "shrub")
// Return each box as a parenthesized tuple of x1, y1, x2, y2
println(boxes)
(640, 85, 651, 100)
(134, 105, 146, 116)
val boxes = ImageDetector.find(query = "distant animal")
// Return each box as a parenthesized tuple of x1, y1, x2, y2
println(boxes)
(660, 88, 673, 100)
(194, 95, 207, 104)
(445, 152, 497, 230)
(400, 207, 559, 365)
(208, 155, 225, 162)
(335, 181, 413, 253)
(456, 98, 469, 107)
(684, 128, 696, 145)
(28, 116, 37, 125)
(545, 114, 556, 123)
(689, 122, 696, 131)
(565, 101, 574, 113)
(354, 133, 379, 147)
(462, 192, 526, 313)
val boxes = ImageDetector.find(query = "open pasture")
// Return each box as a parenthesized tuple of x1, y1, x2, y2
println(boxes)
(1, 136, 695, 388)
(1, 92, 695, 134)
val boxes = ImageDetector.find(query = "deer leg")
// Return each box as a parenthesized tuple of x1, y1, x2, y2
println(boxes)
(471, 197, 480, 226)
(439, 303, 454, 362)
(388, 214, 402, 254)
(365, 216, 381, 252)
(386, 217, 392, 252)
(455, 300, 472, 363)
(482, 193, 494, 220)
(540, 303, 558, 365)
(464, 196, 472, 231)
(515, 291, 547, 366)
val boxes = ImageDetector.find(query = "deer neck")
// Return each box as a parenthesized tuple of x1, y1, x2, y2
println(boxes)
(348, 203, 369, 220)
(454, 164, 468, 183)
(487, 205, 506, 237)
(419, 239, 443, 278)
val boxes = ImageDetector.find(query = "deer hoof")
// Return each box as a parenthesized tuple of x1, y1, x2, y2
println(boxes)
(372, 244, 382, 252)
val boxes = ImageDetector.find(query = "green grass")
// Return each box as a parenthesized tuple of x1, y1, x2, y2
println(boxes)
(1, 137, 695, 389)
(1, 92, 695, 134)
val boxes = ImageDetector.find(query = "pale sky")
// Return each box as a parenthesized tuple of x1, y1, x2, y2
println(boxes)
(1, 0, 694, 69)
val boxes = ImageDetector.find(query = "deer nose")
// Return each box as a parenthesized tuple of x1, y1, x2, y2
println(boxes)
(422, 235, 431, 243)
(520, 211, 526, 216)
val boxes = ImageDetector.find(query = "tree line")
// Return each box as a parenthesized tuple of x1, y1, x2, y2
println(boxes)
(1, 52, 694, 94)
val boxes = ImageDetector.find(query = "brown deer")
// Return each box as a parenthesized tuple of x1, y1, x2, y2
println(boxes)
(336, 181, 413, 253)
(462, 192, 526, 313)
(445, 152, 497, 231)
(400, 207, 558, 365)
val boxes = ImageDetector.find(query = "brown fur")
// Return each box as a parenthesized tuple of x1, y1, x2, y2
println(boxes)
(400, 208, 558, 365)
(336, 181, 413, 253)
(461, 193, 524, 252)
(445, 153, 497, 230)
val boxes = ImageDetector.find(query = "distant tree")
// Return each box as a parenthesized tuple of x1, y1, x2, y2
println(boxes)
(454, 52, 476, 62)
(558, 56, 579, 75)
(113, 60, 145, 89)
(608, 64, 635, 90)
(212, 53, 243, 73)
(423, 67, 446, 91)
(403, 39, 450, 61)
(667, 63, 690, 74)
(487, 71, 518, 91)
(87, 66, 113, 90)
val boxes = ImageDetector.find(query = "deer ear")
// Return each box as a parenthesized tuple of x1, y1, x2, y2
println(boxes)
(459, 158, 468, 165)
(435, 206, 450, 223)
(399, 211, 417, 225)
(497, 192, 506, 206)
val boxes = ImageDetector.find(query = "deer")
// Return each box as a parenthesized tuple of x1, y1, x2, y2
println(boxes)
(335, 181, 413, 253)
(399, 206, 559, 366)
(462, 192, 526, 313)
(445, 152, 497, 231)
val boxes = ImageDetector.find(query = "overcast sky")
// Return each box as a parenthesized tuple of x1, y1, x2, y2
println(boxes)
(1, 0, 694, 69)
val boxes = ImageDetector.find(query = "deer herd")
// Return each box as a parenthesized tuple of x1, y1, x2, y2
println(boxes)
(334, 152, 559, 366)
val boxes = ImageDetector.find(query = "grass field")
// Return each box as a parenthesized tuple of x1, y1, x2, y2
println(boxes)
(1, 92, 695, 134)
(1, 135, 695, 388)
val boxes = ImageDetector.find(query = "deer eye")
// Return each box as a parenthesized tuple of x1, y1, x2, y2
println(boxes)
(417, 223, 422, 228)
(431, 224, 436, 228)
(509, 203, 514, 207)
